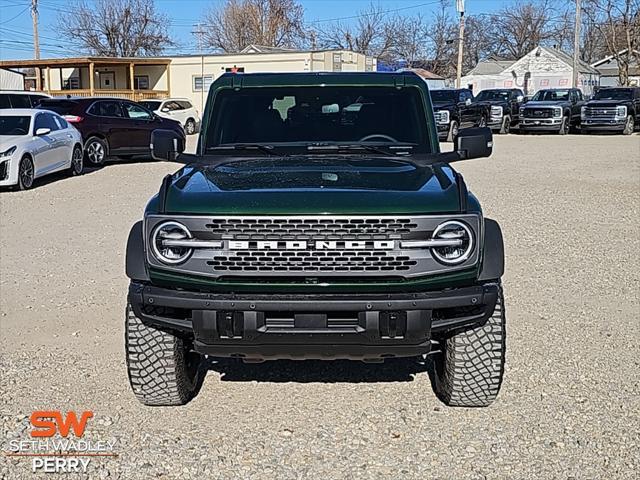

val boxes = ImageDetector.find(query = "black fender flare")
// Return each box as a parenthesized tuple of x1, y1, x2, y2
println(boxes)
(479, 218, 504, 281)
(125, 220, 149, 281)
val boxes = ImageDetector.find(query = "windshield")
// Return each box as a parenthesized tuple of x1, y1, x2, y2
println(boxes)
(592, 88, 633, 100)
(205, 86, 431, 153)
(139, 101, 161, 111)
(0, 115, 31, 135)
(531, 89, 569, 101)
(475, 90, 510, 101)
(430, 90, 456, 102)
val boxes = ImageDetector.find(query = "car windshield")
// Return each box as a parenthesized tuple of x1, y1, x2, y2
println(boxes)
(0, 115, 31, 135)
(38, 99, 79, 115)
(139, 101, 162, 111)
(592, 88, 633, 100)
(204, 86, 431, 153)
(430, 90, 457, 102)
(531, 90, 570, 101)
(475, 90, 510, 101)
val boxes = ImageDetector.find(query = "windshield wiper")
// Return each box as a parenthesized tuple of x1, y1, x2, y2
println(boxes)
(306, 144, 413, 156)
(207, 144, 276, 156)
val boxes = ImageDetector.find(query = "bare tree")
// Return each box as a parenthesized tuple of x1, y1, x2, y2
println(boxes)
(424, 4, 458, 77)
(486, 0, 559, 59)
(202, 0, 305, 53)
(58, 0, 173, 56)
(583, 0, 640, 84)
(316, 3, 395, 61)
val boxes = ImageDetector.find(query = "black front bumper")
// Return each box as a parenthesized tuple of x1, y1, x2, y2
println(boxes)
(128, 282, 499, 360)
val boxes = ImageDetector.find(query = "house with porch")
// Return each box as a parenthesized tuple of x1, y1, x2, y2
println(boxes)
(0, 48, 376, 111)
(0, 57, 171, 101)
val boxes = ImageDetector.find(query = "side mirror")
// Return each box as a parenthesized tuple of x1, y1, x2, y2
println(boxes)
(454, 127, 493, 160)
(161, 107, 170, 112)
(465, 98, 472, 106)
(516, 95, 524, 103)
(35, 127, 51, 136)
(151, 129, 185, 161)
(523, 96, 530, 103)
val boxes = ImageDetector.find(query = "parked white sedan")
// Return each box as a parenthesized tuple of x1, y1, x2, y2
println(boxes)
(139, 98, 201, 135)
(0, 109, 83, 190)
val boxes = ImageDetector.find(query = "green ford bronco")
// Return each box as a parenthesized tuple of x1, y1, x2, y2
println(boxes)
(125, 72, 506, 407)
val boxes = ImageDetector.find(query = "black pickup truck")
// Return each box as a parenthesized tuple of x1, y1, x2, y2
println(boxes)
(518, 88, 584, 134)
(581, 87, 640, 135)
(473, 88, 525, 134)
(431, 89, 490, 141)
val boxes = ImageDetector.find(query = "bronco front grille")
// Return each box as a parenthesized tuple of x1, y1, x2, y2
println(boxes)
(145, 215, 482, 279)
(206, 218, 417, 241)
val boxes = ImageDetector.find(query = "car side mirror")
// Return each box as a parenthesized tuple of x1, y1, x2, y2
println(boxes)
(161, 107, 170, 112)
(35, 127, 50, 136)
(465, 98, 472, 106)
(454, 127, 493, 160)
(151, 129, 185, 161)
(523, 96, 529, 103)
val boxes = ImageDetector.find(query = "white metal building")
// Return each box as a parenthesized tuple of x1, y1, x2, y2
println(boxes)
(462, 46, 600, 96)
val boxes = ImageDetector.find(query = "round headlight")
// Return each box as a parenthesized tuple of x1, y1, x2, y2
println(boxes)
(431, 220, 474, 265)
(151, 221, 193, 264)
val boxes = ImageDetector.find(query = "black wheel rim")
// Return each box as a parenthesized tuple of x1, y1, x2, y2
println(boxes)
(72, 148, 83, 173)
(20, 158, 34, 188)
(186, 121, 195, 134)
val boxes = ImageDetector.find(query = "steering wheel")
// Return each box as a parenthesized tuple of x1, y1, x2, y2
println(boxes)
(359, 134, 398, 143)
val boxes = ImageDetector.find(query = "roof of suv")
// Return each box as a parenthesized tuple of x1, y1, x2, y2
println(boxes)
(213, 71, 424, 88)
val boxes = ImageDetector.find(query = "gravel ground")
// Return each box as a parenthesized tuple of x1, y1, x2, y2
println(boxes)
(1, 133, 639, 479)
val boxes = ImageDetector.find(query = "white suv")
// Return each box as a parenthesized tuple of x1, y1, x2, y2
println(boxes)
(139, 98, 200, 135)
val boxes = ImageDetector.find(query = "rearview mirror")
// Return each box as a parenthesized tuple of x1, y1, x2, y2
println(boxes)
(151, 129, 185, 161)
(35, 127, 50, 136)
(454, 127, 493, 160)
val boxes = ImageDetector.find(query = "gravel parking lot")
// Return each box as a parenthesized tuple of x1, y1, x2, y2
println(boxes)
(1, 133, 639, 479)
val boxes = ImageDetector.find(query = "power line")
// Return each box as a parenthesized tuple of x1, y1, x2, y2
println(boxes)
(0, 5, 29, 24)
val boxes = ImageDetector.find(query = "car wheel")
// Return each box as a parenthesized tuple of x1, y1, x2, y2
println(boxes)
(499, 115, 511, 134)
(558, 116, 570, 135)
(18, 155, 35, 190)
(433, 284, 506, 407)
(185, 119, 196, 135)
(447, 120, 459, 143)
(125, 304, 206, 406)
(70, 145, 83, 176)
(622, 115, 634, 135)
(84, 137, 107, 166)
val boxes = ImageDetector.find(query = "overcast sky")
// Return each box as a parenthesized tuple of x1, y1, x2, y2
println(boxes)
(0, 0, 513, 60)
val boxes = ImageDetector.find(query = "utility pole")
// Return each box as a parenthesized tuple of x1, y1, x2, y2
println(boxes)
(31, 0, 40, 59)
(192, 23, 206, 113)
(572, 0, 581, 88)
(455, 0, 465, 88)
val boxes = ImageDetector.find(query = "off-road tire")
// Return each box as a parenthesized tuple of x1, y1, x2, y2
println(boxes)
(447, 120, 459, 143)
(622, 115, 634, 135)
(433, 285, 506, 407)
(499, 115, 511, 134)
(125, 304, 205, 406)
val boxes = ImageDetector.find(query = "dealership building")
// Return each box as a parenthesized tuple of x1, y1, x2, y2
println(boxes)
(0, 46, 377, 111)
